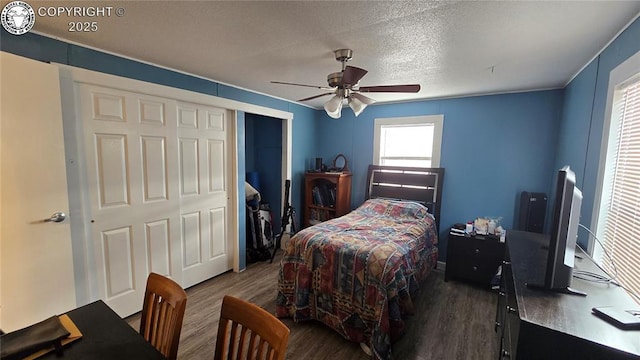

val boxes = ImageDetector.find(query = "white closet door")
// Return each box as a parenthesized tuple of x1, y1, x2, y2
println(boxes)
(177, 103, 233, 288)
(76, 84, 233, 316)
(78, 84, 181, 317)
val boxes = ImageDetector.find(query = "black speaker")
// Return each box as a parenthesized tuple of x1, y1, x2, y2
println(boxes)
(518, 191, 547, 233)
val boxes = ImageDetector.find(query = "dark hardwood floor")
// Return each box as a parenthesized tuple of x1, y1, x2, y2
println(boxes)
(126, 255, 499, 359)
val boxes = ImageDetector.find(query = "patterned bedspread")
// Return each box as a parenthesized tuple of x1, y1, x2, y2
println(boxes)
(276, 198, 439, 360)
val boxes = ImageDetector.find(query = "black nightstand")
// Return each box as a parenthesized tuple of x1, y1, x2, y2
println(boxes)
(444, 230, 505, 287)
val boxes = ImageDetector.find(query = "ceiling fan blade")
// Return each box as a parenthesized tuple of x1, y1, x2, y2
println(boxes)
(358, 84, 421, 93)
(341, 66, 368, 86)
(298, 93, 335, 102)
(351, 92, 375, 105)
(271, 81, 333, 90)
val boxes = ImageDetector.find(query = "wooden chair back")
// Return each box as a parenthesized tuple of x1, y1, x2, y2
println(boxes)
(140, 272, 187, 360)
(214, 295, 290, 360)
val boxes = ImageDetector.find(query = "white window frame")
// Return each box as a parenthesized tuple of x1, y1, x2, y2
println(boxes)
(373, 115, 444, 167)
(592, 49, 640, 255)
(591, 50, 640, 305)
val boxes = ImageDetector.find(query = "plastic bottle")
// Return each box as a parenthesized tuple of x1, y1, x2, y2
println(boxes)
(488, 219, 497, 235)
(465, 221, 473, 234)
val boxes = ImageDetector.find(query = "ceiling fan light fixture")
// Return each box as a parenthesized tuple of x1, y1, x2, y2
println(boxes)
(272, 49, 418, 119)
(324, 94, 343, 119)
(348, 96, 367, 117)
(326, 105, 342, 119)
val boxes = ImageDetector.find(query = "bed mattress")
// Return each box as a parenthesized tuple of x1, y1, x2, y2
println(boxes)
(276, 198, 439, 359)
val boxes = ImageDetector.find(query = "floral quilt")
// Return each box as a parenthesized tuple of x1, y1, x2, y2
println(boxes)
(276, 198, 439, 360)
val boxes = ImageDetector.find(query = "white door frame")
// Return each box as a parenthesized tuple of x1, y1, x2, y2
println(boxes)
(57, 64, 293, 306)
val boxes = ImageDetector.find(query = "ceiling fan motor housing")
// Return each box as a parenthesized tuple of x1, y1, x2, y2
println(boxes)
(271, 48, 420, 109)
(334, 49, 353, 63)
(327, 72, 343, 88)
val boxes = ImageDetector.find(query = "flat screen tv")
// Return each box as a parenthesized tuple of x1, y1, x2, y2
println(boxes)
(527, 165, 586, 296)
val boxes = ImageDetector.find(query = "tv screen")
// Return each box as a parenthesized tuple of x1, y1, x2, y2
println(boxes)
(528, 165, 586, 296)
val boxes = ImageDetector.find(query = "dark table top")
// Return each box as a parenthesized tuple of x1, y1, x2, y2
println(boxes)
(507, 230, 640, 358)
(40, 300, 165, 360)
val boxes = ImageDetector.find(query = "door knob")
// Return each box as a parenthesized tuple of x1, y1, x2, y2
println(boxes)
(44, 212, 66, 223)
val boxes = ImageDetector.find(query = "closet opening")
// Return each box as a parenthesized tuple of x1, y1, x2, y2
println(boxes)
(244, 113, 286, 264)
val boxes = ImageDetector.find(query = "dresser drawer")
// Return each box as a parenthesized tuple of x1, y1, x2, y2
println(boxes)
(454, 260, 501, 283)
(504, 262, 519, 359)
(445, 232, 505, 286)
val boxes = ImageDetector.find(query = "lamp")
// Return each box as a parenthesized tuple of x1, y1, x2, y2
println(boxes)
(348, 95, 367, 117)
(324, 89, 374, 118)
(324, 94, 343, 119)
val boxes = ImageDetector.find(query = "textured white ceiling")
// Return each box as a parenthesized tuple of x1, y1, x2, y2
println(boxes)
(29, 1, 640, 109)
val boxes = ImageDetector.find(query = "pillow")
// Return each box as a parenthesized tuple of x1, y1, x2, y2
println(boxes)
(358, 198, 429, 220)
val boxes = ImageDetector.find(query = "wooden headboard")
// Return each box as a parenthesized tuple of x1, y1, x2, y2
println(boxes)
(365, 165, 445, 230)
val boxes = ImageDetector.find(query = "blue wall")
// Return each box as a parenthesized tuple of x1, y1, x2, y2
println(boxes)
(315, 91, 565, 258)
(4, 15, 639, 263)
(312, 16, 640, 259)
(556, 16, 640, 249)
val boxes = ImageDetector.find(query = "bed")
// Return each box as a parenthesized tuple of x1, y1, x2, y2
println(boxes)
(276, 165, 444, 360)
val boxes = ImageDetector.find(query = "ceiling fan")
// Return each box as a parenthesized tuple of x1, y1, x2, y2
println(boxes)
(271, 49, 421, 118)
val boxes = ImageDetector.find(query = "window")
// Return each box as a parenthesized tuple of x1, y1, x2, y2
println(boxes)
(373, 115, 443, 167)
(595, 51, 640, 304)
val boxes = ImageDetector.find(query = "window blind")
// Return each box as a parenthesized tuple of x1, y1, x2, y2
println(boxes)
(600, 78, 640, 304)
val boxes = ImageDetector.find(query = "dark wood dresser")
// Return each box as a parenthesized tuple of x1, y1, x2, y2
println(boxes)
(496, 230, 640, 359)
